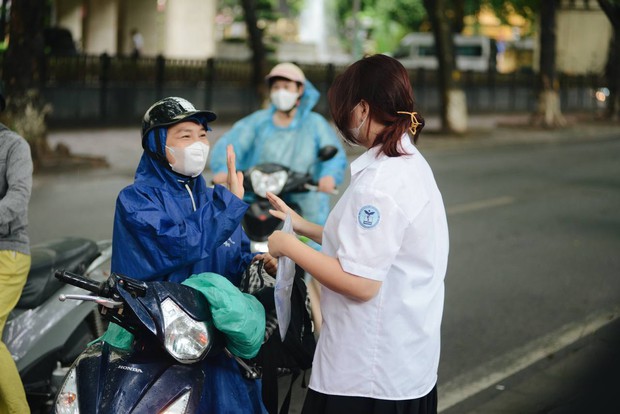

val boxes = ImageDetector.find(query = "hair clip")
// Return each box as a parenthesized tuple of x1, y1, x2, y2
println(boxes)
(397, 111, 421, 136)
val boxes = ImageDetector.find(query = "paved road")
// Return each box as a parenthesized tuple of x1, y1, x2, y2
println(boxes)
(30, 117, 620, 412)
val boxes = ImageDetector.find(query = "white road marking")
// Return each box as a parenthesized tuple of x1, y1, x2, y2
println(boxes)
(438, 306, 620, 412)
(447, 196, 516, 215)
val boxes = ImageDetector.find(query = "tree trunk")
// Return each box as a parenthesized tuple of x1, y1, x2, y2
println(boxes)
(532, 0, 566, 127)
(597, 0, 620, 120)
(241, 0, 268, 106)
(423, 0, 468, 134)
(1, 0, 50, 168)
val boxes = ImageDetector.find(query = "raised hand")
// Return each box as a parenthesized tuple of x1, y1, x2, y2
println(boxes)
(226, 144, 244, 199)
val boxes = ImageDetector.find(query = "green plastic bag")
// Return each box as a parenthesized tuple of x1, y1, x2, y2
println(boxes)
(100, 321, 134, 351)
(183, 272, 265, 359)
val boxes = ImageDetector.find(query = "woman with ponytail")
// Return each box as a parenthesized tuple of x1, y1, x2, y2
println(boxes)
(266, 54, 449, 414)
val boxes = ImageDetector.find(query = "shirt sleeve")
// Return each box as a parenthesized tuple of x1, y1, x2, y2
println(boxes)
(0, 138, 32, 224)
(333, 186, 410, 281)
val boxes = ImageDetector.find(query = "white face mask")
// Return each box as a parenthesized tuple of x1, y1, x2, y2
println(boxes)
(270, 89, 299, 112)
(349, 103, 367, 141)
(166, 141, 210, 177)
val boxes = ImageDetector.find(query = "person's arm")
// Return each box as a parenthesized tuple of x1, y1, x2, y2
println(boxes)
(266, 191, 323, 244)
(210, 113, 263, 183)
(314, 115, 347, 186)
(114, 184, 248, 278)
(252, 252, 277, 276)
(268, 232, 381, 302)
(0, 138, 32, 224)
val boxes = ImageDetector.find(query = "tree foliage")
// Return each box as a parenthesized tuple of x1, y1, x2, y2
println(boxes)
(484, 0, 537, 23)
(219, 0, 304, 23)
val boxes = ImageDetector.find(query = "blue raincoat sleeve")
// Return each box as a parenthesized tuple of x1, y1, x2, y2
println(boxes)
(210, 111, 268, 174)
(112, 184, 248, 281)
(310, 113, 347, 185)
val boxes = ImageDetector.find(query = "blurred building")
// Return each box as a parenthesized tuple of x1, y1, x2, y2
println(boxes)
(53, 0, 217, 58)
(461, 0, 611, 74)
(554, 0, 611, 75)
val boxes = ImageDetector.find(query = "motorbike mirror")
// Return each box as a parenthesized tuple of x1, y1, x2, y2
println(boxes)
(317, 146, 338, 162)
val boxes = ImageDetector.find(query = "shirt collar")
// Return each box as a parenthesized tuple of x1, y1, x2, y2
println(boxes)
(350, 134, 415, 176)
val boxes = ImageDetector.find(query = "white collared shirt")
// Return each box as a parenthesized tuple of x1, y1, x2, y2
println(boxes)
(310, 134, 449, 400)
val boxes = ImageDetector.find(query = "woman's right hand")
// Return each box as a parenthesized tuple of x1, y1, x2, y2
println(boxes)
(266, 192, 309, 235)
(226, 145, 244, 200)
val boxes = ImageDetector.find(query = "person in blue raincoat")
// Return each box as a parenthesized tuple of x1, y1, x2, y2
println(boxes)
(111, 96, 268, 413)
(210, 63, 347, 333)
(210, 62, 347, 234)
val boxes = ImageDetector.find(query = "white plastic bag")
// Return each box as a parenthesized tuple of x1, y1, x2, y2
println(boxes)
(274, 213, 296, 340)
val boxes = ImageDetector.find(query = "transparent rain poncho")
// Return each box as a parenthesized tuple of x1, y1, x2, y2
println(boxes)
(274, 213, 296, 340)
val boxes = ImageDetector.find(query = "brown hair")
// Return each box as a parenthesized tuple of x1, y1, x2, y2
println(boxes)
(328, 54, 425, 157)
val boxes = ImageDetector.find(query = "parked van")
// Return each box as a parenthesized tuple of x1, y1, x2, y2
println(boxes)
(393, 33, 495, 72)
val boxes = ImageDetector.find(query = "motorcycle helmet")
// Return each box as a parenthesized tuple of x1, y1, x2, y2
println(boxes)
(142, 96, 216, 138)
(265, 62, 305, 86)
(141, 96, 216, 164)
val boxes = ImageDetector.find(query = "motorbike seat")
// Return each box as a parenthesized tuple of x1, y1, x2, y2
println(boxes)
(17, 237, 99, 309)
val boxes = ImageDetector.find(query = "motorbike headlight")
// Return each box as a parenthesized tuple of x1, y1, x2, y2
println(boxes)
(55, 366, 80, 414)
(160, 390, 191, 414)
(161, 298, 211, 364)
(250, 169, 288, 198)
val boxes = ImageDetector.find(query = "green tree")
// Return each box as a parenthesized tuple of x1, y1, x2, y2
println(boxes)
(423, 0, 468, 133)
(334, 0, 468, 133)
(232, 0, 303, 103)
(597, 0, 620, 119)
(334, 0, 427, 54)
(239, 0, 269, 103)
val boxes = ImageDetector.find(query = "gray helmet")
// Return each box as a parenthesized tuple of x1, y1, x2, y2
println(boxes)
(142, 96, 216, 138)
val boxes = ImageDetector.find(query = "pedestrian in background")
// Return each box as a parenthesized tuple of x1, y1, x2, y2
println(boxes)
(0, 91, 33, 414)
(130, 28, 144, 58)
(267, 54, 449, 414)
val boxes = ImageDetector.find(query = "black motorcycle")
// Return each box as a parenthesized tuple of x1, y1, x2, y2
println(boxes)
(51, 269, 259, 413)
(2, 237, 111, 413)
(241, 145, 339, 252)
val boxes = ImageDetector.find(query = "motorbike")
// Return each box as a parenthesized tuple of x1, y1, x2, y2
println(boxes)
(241, 145, 339, 252)
(2, 237, 112, 413)
(51, 268, 257, 413)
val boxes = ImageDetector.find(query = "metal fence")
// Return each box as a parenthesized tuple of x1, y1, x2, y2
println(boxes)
(6, 54, 609, 126)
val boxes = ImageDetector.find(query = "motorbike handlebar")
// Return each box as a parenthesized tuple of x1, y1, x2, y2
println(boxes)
(55, 269, 105, 295)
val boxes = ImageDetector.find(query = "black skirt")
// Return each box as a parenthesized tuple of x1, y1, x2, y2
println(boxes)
(301, 385, 437, 414)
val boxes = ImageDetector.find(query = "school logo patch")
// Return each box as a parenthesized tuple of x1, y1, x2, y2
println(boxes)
(358, 205, 380, 229)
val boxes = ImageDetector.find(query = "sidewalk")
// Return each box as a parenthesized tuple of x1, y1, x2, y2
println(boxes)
(416, 112, 620, 150)
(46, 112, 620, 171)
(441, 309, 620, 414)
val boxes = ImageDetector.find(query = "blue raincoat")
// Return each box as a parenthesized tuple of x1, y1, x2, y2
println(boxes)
(210, 80, 347, 228)
(112, 144, 254, 285)
(111, 128, 266, 413)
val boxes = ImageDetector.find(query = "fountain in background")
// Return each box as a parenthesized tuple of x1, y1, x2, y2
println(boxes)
(277, 0, 351, 65)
